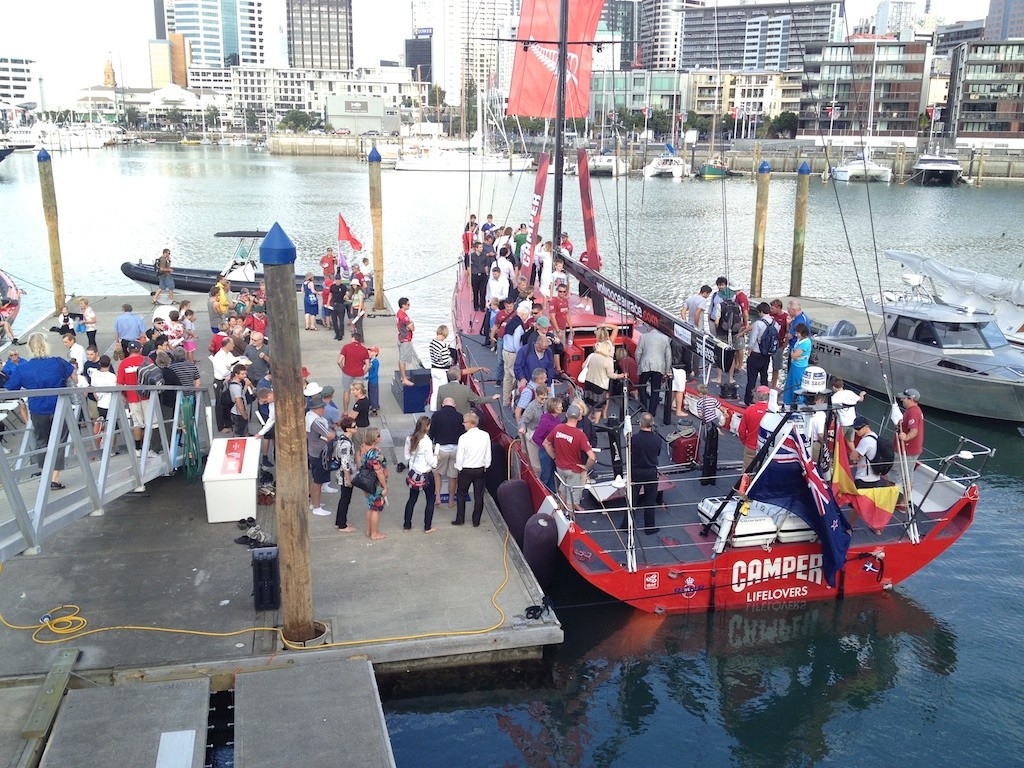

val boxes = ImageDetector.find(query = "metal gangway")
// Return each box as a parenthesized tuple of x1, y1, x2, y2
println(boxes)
(0, 385, 211, 562)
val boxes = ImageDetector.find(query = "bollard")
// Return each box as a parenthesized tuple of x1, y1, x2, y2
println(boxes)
(37, 150, 66, 313)
(368, 146, 385, 312)
(750, 161, 771, 297)
(790, 161, 811, 297)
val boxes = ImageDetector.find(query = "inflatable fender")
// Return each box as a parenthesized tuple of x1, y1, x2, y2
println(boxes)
(496, 479, 534, 549)
(523, 512, 558, 589)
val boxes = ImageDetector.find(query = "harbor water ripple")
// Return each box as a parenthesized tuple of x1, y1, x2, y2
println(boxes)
(2, 146, 1022, 766)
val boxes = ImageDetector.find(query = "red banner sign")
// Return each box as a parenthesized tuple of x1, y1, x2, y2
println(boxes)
(506, 0, 605, 118)
(519, 153, 550, 274)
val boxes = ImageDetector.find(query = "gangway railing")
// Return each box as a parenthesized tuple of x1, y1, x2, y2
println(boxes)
(0, 385, 211, 562)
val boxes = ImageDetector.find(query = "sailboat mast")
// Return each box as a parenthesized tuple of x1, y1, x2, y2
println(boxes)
(551, 0, 570, 250)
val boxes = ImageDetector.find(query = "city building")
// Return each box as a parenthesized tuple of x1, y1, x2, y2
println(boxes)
(165, 0, 234, 68)
(437, 0, 505, 106)
(638, 0, 703, 71)
(798, 39, 928, 145)
(149, 34, 191, 89)
(874, 1, 917, 37)
(935, 19, 986, 57)
(405, 30, 433, 83)
(287, 0, 354, 71)
(603, 0, 643, 70)
(0, 57, 38, 109)
(946, 40, 1024, 147)
(679, 1, 844, 72)
(984, 0, 1024, 40)
(162, 0, 289, 71)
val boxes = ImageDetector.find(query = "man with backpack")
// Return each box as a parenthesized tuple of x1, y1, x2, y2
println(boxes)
(744, 302, 779, 405)
(712, 280, 747, 391)
(847, 416, 895, 489)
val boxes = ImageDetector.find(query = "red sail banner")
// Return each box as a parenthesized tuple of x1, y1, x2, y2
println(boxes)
(519, 153, 551, 273)
(577, 149, 599, 267)
(506, 0, 604, 118)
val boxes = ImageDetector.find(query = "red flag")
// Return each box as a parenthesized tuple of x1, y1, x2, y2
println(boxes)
(519, 154, 550, 273)
(337, 214, 362, 252)
(506, 0, 604, 118)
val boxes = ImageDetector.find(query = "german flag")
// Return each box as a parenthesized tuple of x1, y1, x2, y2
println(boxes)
(833, 437, 899, 531)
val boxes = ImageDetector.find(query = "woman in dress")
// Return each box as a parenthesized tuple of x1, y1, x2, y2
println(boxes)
(784, 323, 812, 406)
(359, 427, 388, 540)
(403, 416, 439, 533)
(582, 339, 625, 422)
(77, 298, 97, 348)
(302, 272, 319, 331)
(428, 325, 454, 412)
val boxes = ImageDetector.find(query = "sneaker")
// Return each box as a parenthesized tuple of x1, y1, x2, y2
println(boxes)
(134, 449, 142, 458)
(261, 456, 274, 468)
(322, 483, 339, 493)
(311, 506, 332, 516)
(147, 450, 160, 459)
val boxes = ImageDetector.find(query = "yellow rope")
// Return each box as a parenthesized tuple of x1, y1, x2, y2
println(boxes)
(0, 531, 513, 651)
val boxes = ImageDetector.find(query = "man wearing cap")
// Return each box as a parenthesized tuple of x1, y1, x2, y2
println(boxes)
(848, 416, 883, 488)
(891, 388, 924, 498)
(321, 385, 341, 427)
(544, 403, 596, 511)
(453, 411, 491, 526)
(738, 386, 771, 471)
(116, 339, 155, 455)
(337, 332, 370, 412)
(514, 332, 555, 391)
(305, 394, 335, 517)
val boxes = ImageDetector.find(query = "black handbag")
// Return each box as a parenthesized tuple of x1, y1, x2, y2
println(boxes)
(352, 466, 378, 493)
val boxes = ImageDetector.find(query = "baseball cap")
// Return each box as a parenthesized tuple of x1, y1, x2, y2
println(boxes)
(567, 404, 582, 419)
(307, 396, 326, 410)
(899, 388, 921, 401)
(127, 341, 142, 351)
(755, 385, 770, 394)
(535, 316, 550, 328)
(303, 382, 323, 397)
(321, 385, 335, 397)
(852, 415, 870, 430)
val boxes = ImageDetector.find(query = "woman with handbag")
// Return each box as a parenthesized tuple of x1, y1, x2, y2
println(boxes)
(357, 427, 388, 540)
(403, 416, 439, 533)
(580, 339, 624, 422)
(334, 415, 358, 533)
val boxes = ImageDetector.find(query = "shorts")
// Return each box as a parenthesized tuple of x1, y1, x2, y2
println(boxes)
(672, 368, 687, 392)
(771, 348, 785, 372)
(435, 445, 459, 479)
(183, 340, 197, 352)
(340, 372, 365, 395)
(308, 455, 330, 485)
(98, 407, 109, 421)
(398, 341, 419, 367)
(128, 401, 146, 429)
(159, 275, 175, 291)
(86, 399, 99, 420)
(717, 333, 745, 351)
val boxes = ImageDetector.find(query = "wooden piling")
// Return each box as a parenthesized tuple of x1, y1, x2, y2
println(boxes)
(790, 161, 811, 298)
(368, 146, 385, 313)
(750, 161, 771, 297)
(37, 150, 66, 313)
(260, 223, 317, 644)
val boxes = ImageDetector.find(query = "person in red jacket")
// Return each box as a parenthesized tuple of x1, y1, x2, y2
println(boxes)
(892, 388, 924, 499)
(116, 340, 152, 457)
(737, 386, 770, 471)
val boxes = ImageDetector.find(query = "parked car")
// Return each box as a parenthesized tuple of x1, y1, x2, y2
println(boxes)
(308, 128, 325, 135)
(362, 130, 381, 136)
(334, 128, 351, 135)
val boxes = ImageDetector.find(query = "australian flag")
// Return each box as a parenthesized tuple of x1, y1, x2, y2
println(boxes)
(747, 432, 852, 587)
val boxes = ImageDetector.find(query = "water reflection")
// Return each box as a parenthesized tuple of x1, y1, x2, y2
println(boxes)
(386, 592, 956, 767)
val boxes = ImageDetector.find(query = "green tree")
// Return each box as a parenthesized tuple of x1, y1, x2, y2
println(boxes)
(245, 108, 259, 131)
(767, 111, 798, 138)
(647, 108, 671, 137)
(918, 112, 930, 133)
(462, 78, 478, 134)
(279, 109, 312, 131)
(205, 105, 220, 128)
(166, 107, 184, 129)
(123, 106, 141, 129)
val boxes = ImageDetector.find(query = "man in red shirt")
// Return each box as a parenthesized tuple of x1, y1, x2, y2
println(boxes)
(737, 386, 770, 471)
(548, 284, 570, 345)
(559, 232, 574, 256)
(769, 299, 789, 388)
(892, 388, 924, 499)
(396, 297, 416, 386)
(116, 340, 151, 457)
(320, 248, 338, 278)
(543, 403, 595, 510)
(337, 332, 370, 411)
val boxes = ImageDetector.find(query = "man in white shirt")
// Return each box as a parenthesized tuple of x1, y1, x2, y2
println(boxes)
(848, 416, 882, 488)
(453, 411, 492, 526)
(486, 266, 509, 305)
(830, 378, 866, 438)
(62, 333, 86, 373)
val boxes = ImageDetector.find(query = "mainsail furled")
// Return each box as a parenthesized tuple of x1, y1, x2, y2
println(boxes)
(506, 0, 604, 118)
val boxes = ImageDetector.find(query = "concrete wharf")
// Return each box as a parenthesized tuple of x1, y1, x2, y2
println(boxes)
(0, 289, 561, 767)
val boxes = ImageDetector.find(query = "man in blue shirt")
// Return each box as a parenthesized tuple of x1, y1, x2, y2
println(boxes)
(787, 299, 811, 351)
(513, 333, 555, 390)
(6, 333, 75, 490)
(113, 304, 148, 357)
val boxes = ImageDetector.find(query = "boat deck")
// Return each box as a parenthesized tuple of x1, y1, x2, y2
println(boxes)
(452, 278, 951, 572)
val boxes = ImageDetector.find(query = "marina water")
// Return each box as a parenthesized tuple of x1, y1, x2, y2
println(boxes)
(1, 146, 1022, 766)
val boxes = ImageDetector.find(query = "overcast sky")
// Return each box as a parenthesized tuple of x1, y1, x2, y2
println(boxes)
(0, 0, 992, 107)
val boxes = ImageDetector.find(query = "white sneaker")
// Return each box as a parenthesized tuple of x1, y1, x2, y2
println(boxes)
(147, 450, 160, 459)
(134, 449, 142, 458)
(311, 506, 332, 516)
(322, 483, 339, 493)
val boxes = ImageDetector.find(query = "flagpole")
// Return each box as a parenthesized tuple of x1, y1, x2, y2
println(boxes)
(551, 0, 569, 253)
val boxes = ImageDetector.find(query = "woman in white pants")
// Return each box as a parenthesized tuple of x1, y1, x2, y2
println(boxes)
(428, 325, 454, 411)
